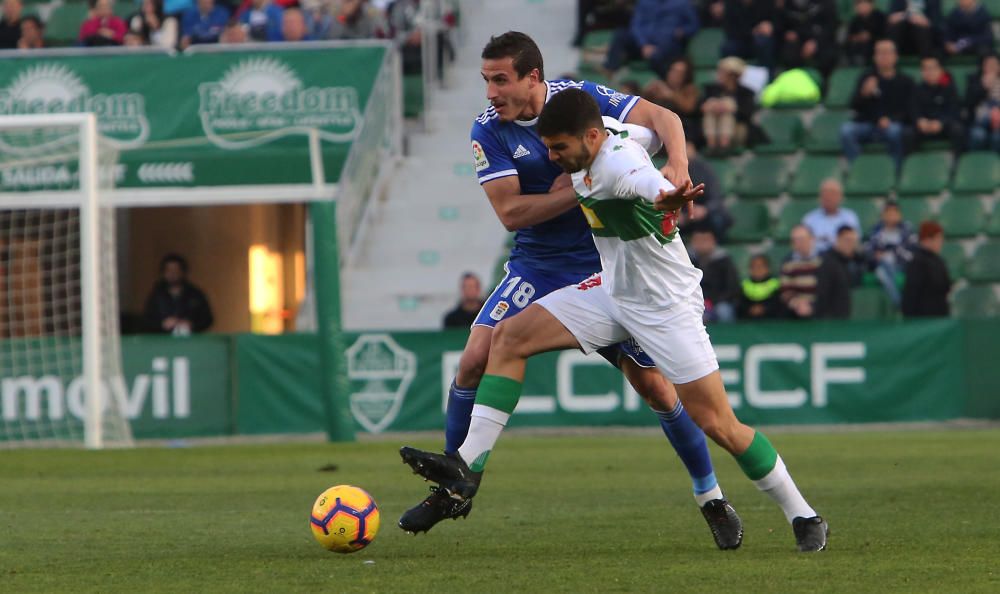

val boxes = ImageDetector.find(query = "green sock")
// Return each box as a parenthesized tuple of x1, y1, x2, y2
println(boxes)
(735, 431, 779, 481)
(474, 374, 523, 414)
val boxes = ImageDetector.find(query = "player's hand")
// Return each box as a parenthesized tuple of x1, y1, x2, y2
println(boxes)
(653, 181, 704, 214)
(661, 162, 692, 189)
(549, 173, 573, 192)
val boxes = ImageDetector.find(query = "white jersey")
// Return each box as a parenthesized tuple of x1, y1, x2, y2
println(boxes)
(570, 131, 702, 310)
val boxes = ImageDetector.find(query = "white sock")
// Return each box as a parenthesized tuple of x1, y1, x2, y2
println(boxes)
(457, 404, 510, 471)
(753, 456, 817, 523)
(694, 485, 724, 507)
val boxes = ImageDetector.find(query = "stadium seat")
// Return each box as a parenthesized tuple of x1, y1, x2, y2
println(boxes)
(844, 154, 896, 197)
(824, 67, 862, 109)
(952, 151, 1000, 194)
(766, 242, 791, 267)
(851, 287, 892, 320)
(773, 200, 816, 239)
(938, 199, 984, 238)
(804, 110, 852, 153)
(897, 152, 952, 196)
(735, 155, 789, 198)
(688, 28, 725, 69)
(950, 285, 1000, 318)
(726, 202, 771, 242)
(756, 111, 804, 154)
(965, 242, 1000, 283)
(46, 3, 90, 45)
(788, 156, 843, 198)
(694, 68, 717, 88)
(949, 65, 977, 99)
(899, 198, 934, 226)
(940, 242, 967, 278)
(843, 198, 881, 232)
(724, 243, 753, 272)
(986, 210, 1000, 237)
(703, 157, 740, 195)
(984, 0, 1000, 18)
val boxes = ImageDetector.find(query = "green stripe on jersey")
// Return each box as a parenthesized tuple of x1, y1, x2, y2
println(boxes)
(577, 195, 678, 243)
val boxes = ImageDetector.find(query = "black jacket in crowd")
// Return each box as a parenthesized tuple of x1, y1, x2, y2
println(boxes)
(850, 69, 916, 124)
(901, 246, 952, 317)
(694, 249, 742, 308)
(722, 0, 776, 45)
(814, 250, 852, 319)
(913, 79, 961, 125)
(144, 281, 214, 334)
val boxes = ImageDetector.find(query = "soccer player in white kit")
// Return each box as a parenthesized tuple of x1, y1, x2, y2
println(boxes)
(401, 88, 829, 552)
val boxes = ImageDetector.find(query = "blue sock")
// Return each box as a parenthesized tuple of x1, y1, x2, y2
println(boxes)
(444, 380, 478, 454)
(654, 401, 718, 496)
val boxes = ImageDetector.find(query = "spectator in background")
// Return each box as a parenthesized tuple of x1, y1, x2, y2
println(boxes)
(721, 0, 776, 72)
(813, 226, 858, 319)
(326, 0, 384, 40)
(0, 0, 23, 49)
(219, 19, 248, 43)
(602, 0, 700, 78)
(802, 178, 861, 253)
(866, 199, 915, 306)
(696, 0, 725, 28)
(642, 57, 702, 144)
(573, 0, 633, 47)
(681, 141, 732, 241)
(780, 224, 822, 319)
(17, 14, 42, 48)
(442, 272, 484, 329)
(387, 0, 423, 74)
(180, 0, 229, 48)
(164, 0, 193, 18)
(689, 227, 741, 323)
(239, 0, 283, 41)
(144, 254, 214, 335)
(944, 0, 994, 59)
(965, 53, 1000, 151)
(279, 6, 311, 41)
(913, 55, 964, 152)
(840, 39, 913, 172)
(128, 0, 178, 48)
(738, 254, 783, 320)
(845, 0, 887, 66)
(700, 56, 758, 153)
(778, 0, 839, 77)
(80, 0, 128, 46)
(887, 0, 941, 58)
(902, 221, 951, 317)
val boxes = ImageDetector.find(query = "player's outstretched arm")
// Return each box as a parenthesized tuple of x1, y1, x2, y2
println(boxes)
(624, 98, 691, 187)
(653, 181, 704, 213)
(482, 176, 580, 231)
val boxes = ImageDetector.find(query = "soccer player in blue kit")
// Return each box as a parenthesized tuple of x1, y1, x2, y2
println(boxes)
(398, 31, 743, 550)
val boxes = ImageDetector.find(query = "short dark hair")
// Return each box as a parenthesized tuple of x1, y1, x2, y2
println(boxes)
(160, 253, 188, 273)
(481, 31, 544, 80)
(537, 88, 604, 139)
(20, 14, 43, 29)
(836, 225, 857, 237)
(919, 220, 943, 240)
(750, 254, 771, 267)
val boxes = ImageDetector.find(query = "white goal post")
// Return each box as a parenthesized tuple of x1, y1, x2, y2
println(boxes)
(0, 113, 132, 449)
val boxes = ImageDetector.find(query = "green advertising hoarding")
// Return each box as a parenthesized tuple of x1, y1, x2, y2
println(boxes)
(4, 321, 995, 441)
(0, 45, 386, 190)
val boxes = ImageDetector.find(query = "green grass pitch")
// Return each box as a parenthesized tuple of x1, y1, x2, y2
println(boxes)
(3, 429, 999, 593)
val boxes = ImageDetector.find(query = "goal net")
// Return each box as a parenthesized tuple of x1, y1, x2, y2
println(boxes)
(0, 114, 133, 449)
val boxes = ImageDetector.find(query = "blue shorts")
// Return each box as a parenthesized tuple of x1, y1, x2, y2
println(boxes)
(473, 260, 654, 368)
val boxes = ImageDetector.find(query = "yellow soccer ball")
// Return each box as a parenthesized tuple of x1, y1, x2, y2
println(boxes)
(309, 485, 380, 553)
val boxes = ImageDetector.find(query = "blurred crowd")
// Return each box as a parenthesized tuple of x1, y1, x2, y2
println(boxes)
(0, 0, 456, 61)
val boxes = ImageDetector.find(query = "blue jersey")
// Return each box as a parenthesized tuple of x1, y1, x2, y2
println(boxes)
(471, 79, 640, 274)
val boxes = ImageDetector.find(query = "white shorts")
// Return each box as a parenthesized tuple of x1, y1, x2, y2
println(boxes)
(536, 275, 720, 385)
